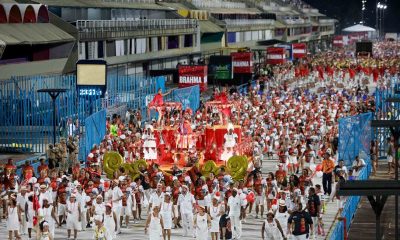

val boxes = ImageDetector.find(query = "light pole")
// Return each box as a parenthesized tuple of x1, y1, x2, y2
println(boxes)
(361, 0, 366, 24)
(376, 2, 387, 39)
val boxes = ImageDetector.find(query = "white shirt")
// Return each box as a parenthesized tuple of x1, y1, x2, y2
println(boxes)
(68, 123, 76, 137)
(352, 159, 366, 171)
(111, 187, 123, 208)
(224, 133, 238, 145)
(39, 191, 53, 206)
(92, 201, 106, 216)
(149, 192, 165, 210)
(177, 193, 196, 214)
(16, 193, 27, 210)
(227, 195, 243, 217)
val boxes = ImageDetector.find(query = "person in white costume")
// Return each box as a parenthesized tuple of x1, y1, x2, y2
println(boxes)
(7, 196, 21, 240)
(38, 197, 59, 238)
(160, 193, 174, 240)
(145, 206, 164, 240)
(209, 195, 223, 240)
(104, 204, 117, 240)
(66, 194, 81, 240)
(261, 210, 285, 240)
(274, 200, 289, 239)
(16, 186, 28, 235)
(227, 188, 244, 239)
(194, 205, 211, 240)
(177, 185, 196, 237)
(221, 123, 238, 161)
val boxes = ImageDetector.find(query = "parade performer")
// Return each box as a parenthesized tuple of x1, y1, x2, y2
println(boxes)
(160, 193, 174, 240)
(145, 206, 164, 240)
(148, 88, 173, 125)
(194, 205, 211, 240)
(221, 123, 238, 161)
(177, 185, 196, 237)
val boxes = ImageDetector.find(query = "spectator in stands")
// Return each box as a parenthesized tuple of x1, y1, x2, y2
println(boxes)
(67, 118, 76, 137)
(386, 137, 395, 174)
(352, 156, 366, 176)
(334, 159, 348, 182)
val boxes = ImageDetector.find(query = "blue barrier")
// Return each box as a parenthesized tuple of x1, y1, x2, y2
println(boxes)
(79, 109, 107, 161)
(374, 76, 400, 157)
(329, 113, 373, 240)
(0, 73, 164, 157)
(169, 85, 200, 111)
(328, 160, 372, 240)
(0, 75, 76, 153)
(338, 112, 373, 166)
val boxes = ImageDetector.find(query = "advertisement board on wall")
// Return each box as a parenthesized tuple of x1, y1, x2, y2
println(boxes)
(208, 56, 233, 81)
(266, 47, 286, 65)
(178, 65, 208, 92)
(231, 52, 253, 74)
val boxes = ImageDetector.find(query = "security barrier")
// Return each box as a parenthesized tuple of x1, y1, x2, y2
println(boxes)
(329, 113, 373, 240)
(79, 109, 107, 161)
(328, 158, 372, 240)
(0, 73, 165, 160)
(338, 112, 373, 166)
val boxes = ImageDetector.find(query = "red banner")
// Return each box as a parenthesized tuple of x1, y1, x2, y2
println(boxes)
(266, 47, 286, 65)
(231, 52, 253, 74)
(333, 35, 344, 47)
(292, 43, 307, 59)
(178, 65, 208, 92)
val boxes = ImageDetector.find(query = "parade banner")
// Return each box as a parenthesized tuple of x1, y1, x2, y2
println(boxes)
(266, 47, 286, 65)
(231, 52, 253, 74)
(292, 43, 307, 59)
(178, 65, 208, 92)
(333, 35, 344, 47)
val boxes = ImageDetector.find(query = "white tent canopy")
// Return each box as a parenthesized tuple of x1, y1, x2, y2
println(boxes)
(342, 24, 376, 32)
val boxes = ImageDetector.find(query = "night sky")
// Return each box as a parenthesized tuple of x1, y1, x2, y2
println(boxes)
(303, 0, 400, 33)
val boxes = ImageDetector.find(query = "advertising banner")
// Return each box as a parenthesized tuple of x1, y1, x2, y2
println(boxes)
(266, 47, 286, 65)
(231, 52, 253, 74)
(208, 56, 233, 80)
(333, 35, 344, 47)
(178, 65, 208, 92)
(292, 43, 307, 59)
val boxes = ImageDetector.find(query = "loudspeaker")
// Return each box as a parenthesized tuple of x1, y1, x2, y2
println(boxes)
(356, 42, 372, 55)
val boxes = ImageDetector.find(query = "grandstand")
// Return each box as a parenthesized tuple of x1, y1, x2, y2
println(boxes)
(0, 0, 335, 79)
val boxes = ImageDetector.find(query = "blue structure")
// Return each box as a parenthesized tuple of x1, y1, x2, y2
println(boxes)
(0, 73, 166, 162)
(329, 112, 373, 239)
(80, 109, 107, 161)
(374, 76, 400, 157)
(338, 112, 373, 166)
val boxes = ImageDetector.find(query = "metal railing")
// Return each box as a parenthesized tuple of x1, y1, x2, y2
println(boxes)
(76, 19, 198, 32)
(102, 0, 155, 3)
(191, 0, 247, 9)
(224, 19, 274, 26)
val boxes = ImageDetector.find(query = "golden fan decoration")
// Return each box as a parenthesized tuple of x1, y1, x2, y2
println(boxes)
(103, 151, 123, 179)
(201, 160, 220, 177)
(133, 159, 148, 173)
(227, 155, 248, 181)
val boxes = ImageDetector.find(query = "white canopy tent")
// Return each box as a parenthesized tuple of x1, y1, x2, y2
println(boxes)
(342, 24, 376, 32)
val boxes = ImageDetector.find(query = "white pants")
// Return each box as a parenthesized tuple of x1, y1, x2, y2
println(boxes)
(20, 215, 27, 234)
(181, 212, 194, 237)
(81, 209, 87, 230)
(291, 233, 309, 240)
(230, 215, 242, 239)
(113, 206, 122, 233)
(311, 216, 318, 238)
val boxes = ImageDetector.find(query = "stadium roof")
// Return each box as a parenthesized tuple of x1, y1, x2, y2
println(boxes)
(31, 0, 172, 10)
(0, 23, 75, 45)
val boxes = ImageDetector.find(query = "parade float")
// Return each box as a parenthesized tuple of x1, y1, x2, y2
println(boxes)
(103, 94, 253, 185)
